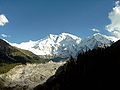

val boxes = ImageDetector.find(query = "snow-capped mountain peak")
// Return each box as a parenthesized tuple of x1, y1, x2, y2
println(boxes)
(78, 33, 113, 53)
(93, 33, 118, 42)
(11, 33, 82, 58)
(11, 33, 113, 59)
(92, 33, 112, 44)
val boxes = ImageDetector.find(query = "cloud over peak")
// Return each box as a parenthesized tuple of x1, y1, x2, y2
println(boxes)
(106, 1, 120, 38)
(0, 14, 9, 26)
(91, 28, 100, 32)
(115, 1, 120, 7)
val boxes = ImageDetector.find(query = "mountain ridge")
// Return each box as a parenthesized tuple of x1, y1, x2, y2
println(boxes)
(10, 33, 115, 59)
(0, 39, 48, 64)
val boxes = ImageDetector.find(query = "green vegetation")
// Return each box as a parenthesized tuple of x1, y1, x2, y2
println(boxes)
(0, 57, 49, 74)
(0, 56, 49, 74)
(0, 39, 50, 74)
(0, 63, 20, 74)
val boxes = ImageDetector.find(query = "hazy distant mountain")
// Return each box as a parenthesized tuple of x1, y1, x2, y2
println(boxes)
(0, 39, 48, 63)
(11, 33, 114, 59)
(34, 39, 120, 90)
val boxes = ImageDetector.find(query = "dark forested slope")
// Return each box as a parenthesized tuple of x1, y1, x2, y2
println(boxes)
(35, 40, 120, 90)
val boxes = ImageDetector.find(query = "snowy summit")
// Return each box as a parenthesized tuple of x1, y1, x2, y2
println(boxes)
(11, 33, 113, 59)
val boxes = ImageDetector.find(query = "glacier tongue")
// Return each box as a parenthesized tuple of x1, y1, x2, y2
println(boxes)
(11, 33, 113, 59)
(0, 61, 65, 89)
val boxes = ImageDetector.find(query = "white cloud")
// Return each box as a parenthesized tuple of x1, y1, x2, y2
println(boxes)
(91, 28, 100, 32)
(0, 14, 9, 26)
(1, 34, 10, 38)
(116, 1, 120, 7)
(106, 1, 120, 39)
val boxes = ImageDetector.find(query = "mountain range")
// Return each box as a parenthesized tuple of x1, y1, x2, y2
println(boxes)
(34, 38, 120, 90)
(10, 33, 115, 58)
(0, 32, 118, 63)
(0, 32, 119, 90)
(11, 33, 116, 59)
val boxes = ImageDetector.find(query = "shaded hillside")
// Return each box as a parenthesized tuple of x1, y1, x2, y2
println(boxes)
(34, 40, 120, 90)
(0, 39, 48, 63)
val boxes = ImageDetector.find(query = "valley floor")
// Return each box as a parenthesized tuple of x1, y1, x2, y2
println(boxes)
(0, 61, 65, 90)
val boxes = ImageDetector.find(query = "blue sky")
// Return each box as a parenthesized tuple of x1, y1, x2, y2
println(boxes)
(0, 0, 117, 43)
